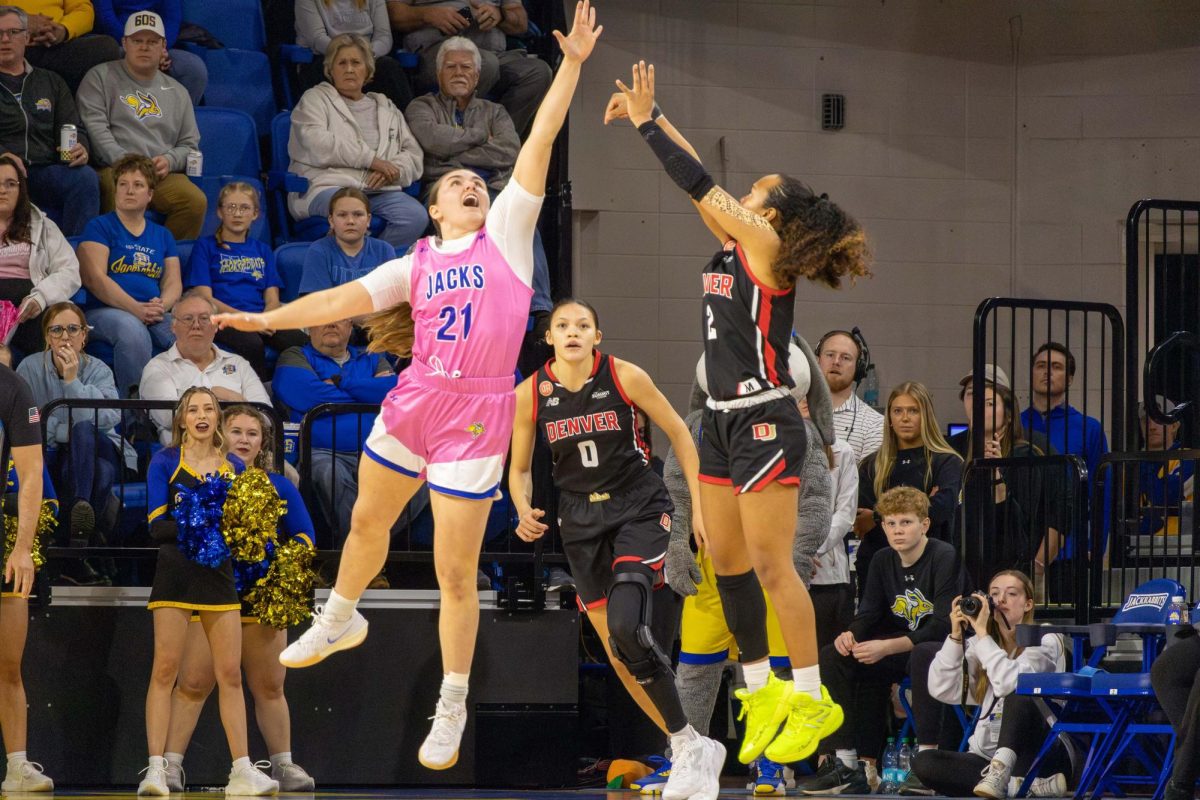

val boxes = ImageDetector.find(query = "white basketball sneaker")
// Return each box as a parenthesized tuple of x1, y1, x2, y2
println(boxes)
(225, 760, 279, 795)
(418, 698, 468, 770)
(279, 606, 368, 668)
(137, 757, 169, 796)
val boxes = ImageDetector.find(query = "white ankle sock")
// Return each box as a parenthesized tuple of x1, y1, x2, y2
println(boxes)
(743, 660, 771, 693)
(148, 755, 167, 768)
(669, 725, 699, 750)
(270, 752, 292, 767)
(6, 751, 26, 770)
(835, 749, 858, 770)
(918, 744, 936, 752)
(325, 590, 357, 619)
(792, 664, 822, 700)
(232, 756, 251, 772)
(439, 671, 469, 705)
(164, 752, 184, 767)
(992, 747, 1016, 770)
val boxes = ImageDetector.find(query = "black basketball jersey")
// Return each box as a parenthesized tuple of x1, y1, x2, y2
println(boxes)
(701, 241, 796, 402)
(533, 351, 650, 494)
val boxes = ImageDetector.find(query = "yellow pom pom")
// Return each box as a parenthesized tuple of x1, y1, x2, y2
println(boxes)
(223, 468, 284, 564)
(246, 539, 316, 629)
(3, 499, 57, 569)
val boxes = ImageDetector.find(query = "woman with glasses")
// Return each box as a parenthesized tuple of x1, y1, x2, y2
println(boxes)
(16, 301, 126, 546)
(185, 183, 305, 380)
(0, 153, 81, 360)
(78, 154, 180, 398)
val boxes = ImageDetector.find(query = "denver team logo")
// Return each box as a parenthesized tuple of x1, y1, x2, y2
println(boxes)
(891, 589, 934, 631)
(121, 90, 162, 119)
(751, 422, 777, 441)
(538, 380, 553, 397)
(659, 513, 671, 531)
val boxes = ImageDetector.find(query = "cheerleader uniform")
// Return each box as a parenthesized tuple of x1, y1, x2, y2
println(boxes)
(146, 448, 244, 612)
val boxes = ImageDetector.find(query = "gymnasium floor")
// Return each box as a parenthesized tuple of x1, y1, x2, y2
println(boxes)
(7, 789, 882, 799)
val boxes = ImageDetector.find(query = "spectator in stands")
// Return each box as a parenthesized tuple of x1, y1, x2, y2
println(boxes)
(816, 329, 883, 462)
(800, 487, 959, 795)
(273, 317, 393, 546)
(298, 187, 395, 295)
(11, 0, 120, 92)
(185, 182, 306, 380)
(855, 381, 962, 597)
(138, 288, 271, 445)
(76, 11, 205, 240)
(1150, 624, 1200, 800)
(405, 36, 550, 375)
(1020, 342, 1108, 596)
(0, 355, 54, 793)
(91, 1, 208, 104)
(1137, 400, 1194, 536)
(387, 0, 550, 137)
(0, 152, 79, 358)
(294, 0, 413, 112)
(77, 153, 178, 397)
(287, 33, 426, 251)
(907, 570, 1070, 799)
(0, 6, 98, 236)
(950, 365, 1065, 590)
(15, 300, 126, 544)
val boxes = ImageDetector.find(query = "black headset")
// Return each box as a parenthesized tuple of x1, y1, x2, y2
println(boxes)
(816, 327, 871, 384)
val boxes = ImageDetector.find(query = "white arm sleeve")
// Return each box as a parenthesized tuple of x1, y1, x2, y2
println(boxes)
(486, 178, 543, 288)
(355, 254, 415, 311)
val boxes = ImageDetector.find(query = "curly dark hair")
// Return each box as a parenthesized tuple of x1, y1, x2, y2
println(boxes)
(0, 154, 32, 246)
(765, 175, 870, 290)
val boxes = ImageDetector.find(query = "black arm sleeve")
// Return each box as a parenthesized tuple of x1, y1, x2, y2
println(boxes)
(636, 120, 715, 201)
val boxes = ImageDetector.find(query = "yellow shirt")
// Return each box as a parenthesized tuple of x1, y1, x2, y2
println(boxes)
(17, 0, 95, 41)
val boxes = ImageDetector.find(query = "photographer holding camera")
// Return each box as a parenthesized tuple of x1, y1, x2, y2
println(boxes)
(908, 570, 1071, 798)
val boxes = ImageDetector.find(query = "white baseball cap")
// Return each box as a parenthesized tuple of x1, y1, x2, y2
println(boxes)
(124, 11, 166, 38)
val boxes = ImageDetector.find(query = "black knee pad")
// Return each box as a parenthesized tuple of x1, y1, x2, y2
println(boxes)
(715, 570, 769, 663)
(607, 569, 673, 684)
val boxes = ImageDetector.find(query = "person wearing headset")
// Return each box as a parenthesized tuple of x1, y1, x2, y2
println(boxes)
(815, 329, 883, 463)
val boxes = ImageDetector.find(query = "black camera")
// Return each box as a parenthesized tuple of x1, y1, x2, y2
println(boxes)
(958, 594, 995, 619)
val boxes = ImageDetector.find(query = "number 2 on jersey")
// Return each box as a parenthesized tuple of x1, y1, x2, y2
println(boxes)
(436, 302, 474, 341)
(578, 439, 599, 468)
(706, 305, 718, 340)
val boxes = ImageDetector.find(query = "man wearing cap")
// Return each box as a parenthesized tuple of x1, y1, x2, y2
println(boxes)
(948, 363, 1066, 591)
(75, 10, 204, 239)
(0, 4, 97, 235)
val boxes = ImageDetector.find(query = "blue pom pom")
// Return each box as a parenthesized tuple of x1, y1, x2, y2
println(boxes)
(175, 473, 233, 569)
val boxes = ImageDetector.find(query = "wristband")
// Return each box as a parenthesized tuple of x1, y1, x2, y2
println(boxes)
(651, 103, 662, 121)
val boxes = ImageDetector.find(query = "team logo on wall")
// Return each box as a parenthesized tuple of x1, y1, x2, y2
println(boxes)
(751, 423, 777, 441)
(539, 381, 553, 397)
(121, 90, 162, 120)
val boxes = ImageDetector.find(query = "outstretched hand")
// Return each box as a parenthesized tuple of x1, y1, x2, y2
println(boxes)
(615, 61, 655, 126)
(212, 312, 270, 332)
(554, 0, 602, 64)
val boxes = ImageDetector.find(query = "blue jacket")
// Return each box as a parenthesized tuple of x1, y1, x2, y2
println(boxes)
(1137, 442, 1196, 536)
(273, 343, 394, 451)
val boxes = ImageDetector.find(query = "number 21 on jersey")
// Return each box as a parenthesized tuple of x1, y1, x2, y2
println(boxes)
(436, 302, 474, 341)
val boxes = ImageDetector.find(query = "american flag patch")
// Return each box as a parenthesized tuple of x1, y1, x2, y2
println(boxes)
(27, 406, 39, 423)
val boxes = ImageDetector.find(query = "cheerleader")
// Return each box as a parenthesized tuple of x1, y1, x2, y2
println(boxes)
(138, 387, 276, 796)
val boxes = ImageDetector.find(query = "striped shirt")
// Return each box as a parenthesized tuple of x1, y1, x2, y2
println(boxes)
(832, 393, 884, 463)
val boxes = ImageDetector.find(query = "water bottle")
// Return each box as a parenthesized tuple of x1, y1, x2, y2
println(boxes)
(898, 738, 913, 784)
(1167, 595, 1190, 625)
(879, 737, 900, 793)
(861, 364, 880, 410)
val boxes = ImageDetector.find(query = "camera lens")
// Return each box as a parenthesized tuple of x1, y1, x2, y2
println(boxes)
(959, 595, 983, 617)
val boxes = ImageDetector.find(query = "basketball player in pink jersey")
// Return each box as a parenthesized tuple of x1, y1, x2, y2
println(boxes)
(212, 1, 602, 770)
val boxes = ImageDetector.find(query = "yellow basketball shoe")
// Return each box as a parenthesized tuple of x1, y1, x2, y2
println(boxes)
(733, 672, 794, 764)
(764, 686, 844, 764)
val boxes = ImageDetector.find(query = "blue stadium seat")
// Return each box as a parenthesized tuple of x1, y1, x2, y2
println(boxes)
(201, 48, 276, 135)
(274, 242, 310, 302)
(194, 107, 261, 178)
(181, 0, 266, 51)
(175, 239, 195, 272)
(196, 175, 271, 243)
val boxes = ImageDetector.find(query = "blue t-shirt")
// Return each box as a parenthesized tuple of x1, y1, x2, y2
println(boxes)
(186, 236, 282, 314)
(298, 236, 396, 295)
(81, 213, 178, 305)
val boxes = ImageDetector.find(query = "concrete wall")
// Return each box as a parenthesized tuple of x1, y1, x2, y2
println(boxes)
(567, 0, 1200, 432)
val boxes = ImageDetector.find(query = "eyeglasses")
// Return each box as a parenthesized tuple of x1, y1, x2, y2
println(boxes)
(0, 180, 20, 191)
(175, 314, 213, 328)
(0, 28, 27, 40)
(47, 324, 85, 337)
(221, 203, 255, 215)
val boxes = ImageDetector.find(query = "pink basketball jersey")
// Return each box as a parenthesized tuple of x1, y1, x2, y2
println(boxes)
(408, 227, 533, 379)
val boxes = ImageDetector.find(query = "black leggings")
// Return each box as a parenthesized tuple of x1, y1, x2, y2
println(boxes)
(911, 693, 1073, 797)
(819, 643, 912, 759)
(1150, 629, 1200, 787)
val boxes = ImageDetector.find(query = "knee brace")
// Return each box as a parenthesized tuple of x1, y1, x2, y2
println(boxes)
(607, 569, 674, 685)
(715, 570, 769, 663)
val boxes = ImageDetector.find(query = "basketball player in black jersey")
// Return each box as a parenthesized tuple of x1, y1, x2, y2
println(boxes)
(511, 299, 724, 800)
(607, 62, 870, 765)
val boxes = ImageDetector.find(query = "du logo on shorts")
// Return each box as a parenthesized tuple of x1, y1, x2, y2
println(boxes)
(751, 422, 777, 442)
(121, 90, 163, 120)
